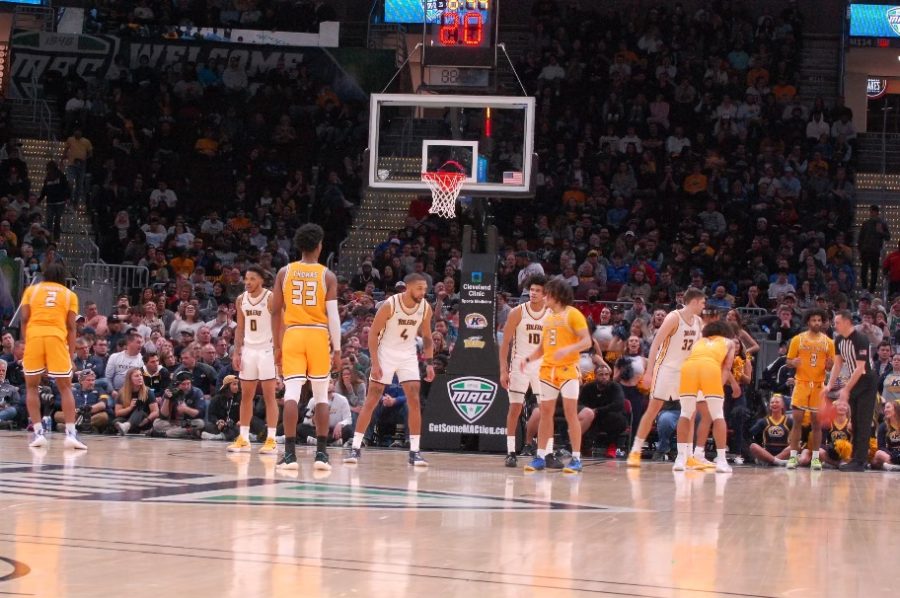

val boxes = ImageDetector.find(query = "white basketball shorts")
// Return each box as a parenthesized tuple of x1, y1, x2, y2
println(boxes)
(240, 345, 277, 381)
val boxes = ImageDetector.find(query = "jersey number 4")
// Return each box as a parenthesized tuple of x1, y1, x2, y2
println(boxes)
(290, 280, 318, 306)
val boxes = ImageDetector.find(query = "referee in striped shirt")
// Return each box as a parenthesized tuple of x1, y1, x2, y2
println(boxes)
(822, 310, 877, 472)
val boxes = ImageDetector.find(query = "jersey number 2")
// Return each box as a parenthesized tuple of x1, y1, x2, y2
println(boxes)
(44, 290, 58, 307)
(291, 280, 318, 306)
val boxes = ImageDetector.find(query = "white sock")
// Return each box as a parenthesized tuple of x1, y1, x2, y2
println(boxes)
(694, 446, 706, 459)
(631, 436, 644, 454)
(352, 432, 364, 449)
(677, 443, 690, 461)
(507, 436, 516, 454)
(773, 458, 786, 466)
(790, 450, 798, 458)
(267, 427, 276, 441)
(717, 449, 727, 462)
(240, 426, 250, 442)
(410, 435, 420, 452)
(545, 438, 554, 454)
(306, 436, 316, 445)
(537, 448, 547, 458)
(65, 423, 76, 435)
(33, 422, 43, 435)
(572, 451, 581, 460)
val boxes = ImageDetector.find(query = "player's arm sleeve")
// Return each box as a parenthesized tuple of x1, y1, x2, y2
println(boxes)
(326, 300, 341, 352)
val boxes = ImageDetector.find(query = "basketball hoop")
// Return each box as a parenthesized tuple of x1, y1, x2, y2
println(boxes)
(422, 161, 467, 219)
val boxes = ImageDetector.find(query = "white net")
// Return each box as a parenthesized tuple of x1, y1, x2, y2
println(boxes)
(423, 170, 465, 219)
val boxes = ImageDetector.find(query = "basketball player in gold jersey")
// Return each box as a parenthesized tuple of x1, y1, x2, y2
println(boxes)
(785, 309, 834, 470)
(271, 224, 342, 471)
(675, 320, 740, 473)
(19, 263, 85, 449)
(522, 278, 592, 474)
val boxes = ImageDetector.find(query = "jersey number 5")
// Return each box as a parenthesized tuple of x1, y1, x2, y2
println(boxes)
(291, 280, 318, 306)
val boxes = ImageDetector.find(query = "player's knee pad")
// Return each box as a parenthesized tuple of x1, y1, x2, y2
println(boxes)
(283, 378, 306, 403)
(508, 391, 526, 405)
(310, 378, 330, 405)
(707, 397, 725, 420)
(679, 395, 696, 419)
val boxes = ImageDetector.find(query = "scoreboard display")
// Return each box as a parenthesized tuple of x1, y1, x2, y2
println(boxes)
(385, 0, 498, 68)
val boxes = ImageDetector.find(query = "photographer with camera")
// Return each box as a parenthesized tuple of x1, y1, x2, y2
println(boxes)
(59, 370, 111, 433)
(113, 368, 158, 435)
(0, 360, 21, 428)
(152, 370, 206, 438)
(202, 375, 263, 441)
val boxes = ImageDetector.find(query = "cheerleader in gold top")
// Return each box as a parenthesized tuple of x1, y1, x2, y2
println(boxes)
(815, 400, 852, 468)
(748, 394, 792, 465)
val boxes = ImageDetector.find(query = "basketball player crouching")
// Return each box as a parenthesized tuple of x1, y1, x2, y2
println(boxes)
(499, 275, 548, 468)
(344, 273, 435, 467)
(228, 265, 279, 455)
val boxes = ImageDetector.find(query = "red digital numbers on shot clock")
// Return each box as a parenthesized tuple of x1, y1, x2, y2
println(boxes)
(437, 0, 489, 47)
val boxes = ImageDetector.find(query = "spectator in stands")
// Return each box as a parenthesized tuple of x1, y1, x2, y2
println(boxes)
(104, 330, 145, 392)
(63, 127, 91, 207)
(174, 344, 218, 398)
(114, 367, 158, 435)
(153, 370, 206, 438)
(66, 370, 110, 433)
(858, 205, 891, 293)
(577, 364, 627, 458)
(0, 360, 20, 426)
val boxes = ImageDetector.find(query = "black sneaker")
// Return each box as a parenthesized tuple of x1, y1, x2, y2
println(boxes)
(314, 450, 331, 471)
(276, 451, 298, 470)
(545, 452, 564, 469)
(409, 451, 429, 467)
(505, 453, 517, 468)
(839, 461, 867, 473)
(520, 442, 536, 457)
(343, 447, 361, 464)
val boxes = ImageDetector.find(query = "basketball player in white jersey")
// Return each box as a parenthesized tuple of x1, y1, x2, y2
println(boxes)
(627, 287, 706, 468)
(344, 273, 435, 467)
(228, 265, 279, 455)
(499, 275, 548, 468)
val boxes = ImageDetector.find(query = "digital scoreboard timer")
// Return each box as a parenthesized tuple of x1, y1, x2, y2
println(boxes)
(385, 0, 498, 68)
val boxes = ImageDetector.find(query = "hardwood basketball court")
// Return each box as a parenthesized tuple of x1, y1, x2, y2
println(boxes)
(0, 432, 893, 597)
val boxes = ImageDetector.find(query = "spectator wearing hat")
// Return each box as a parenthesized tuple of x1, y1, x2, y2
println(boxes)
(623, 296, 651, 325)
(351, 261, 380, 292)
(858, 205, 891, 293)
(202, 375, 261, 441)
(152, 370, 206, 438)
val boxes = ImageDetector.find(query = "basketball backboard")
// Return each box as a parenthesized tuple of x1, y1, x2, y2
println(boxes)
(367, 93, 535, 197)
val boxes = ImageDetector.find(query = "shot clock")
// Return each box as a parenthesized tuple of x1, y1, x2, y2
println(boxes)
(384, 0, 499, 70)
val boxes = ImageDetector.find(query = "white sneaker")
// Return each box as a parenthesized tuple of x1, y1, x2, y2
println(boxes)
(672, 457, 687, 472)
(201, 431, 224, 441)
(732, 456, 744, 465)
(115, 421, 130, 435)
(275, 435, 285, 444)
(715, 459, 732, 473)
(64, 433, 87, 450)
(28, 431, 48, 448)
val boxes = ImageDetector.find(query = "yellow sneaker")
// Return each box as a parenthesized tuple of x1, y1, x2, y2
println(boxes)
(227, 436, 251, 453)
(259, 437, 278, 455)
(626, 451, 642, 468)
(686, 456, 714, 470)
